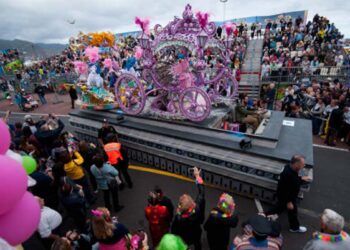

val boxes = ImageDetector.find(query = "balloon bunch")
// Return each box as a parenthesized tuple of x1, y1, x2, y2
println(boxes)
(0, 120, 41, 246)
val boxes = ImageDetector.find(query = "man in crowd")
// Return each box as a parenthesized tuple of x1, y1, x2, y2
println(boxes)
(97, 119, 118, 146)
(236, 95, 260, 132)
(303, 209, 350, 249)
(266, 154, 312, 233)
(36, 196, 63, 249)
(34, 83, 47, 105)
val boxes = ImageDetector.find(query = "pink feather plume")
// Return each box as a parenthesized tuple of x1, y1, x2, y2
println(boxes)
(195, 11, 210, 29)
(135, 17, 150, 35)
(224, 22, 234, 36)
(73, 61, 88, 75)
(84, 46, 100, 64)
(103, 58, 113, 70)
(135, 46, 143, 60)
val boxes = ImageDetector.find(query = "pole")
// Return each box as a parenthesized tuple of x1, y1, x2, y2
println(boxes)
(220, 0, 228, 24)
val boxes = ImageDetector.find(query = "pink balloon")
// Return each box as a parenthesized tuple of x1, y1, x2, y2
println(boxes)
(0, 192, 40, 246)
(0, 120, 11, 154)
(0, 155, 27, 215)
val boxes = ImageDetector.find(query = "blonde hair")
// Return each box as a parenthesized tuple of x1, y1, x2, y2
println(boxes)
(178, 194, 195, 212)
(91, 207, 114, 240)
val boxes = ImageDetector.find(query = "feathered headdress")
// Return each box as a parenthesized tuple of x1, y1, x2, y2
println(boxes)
(135, 17, 150, 35)
(195, 11, 209, 29)
(224, 22, 236, 36)
(84, 46, 100, 63)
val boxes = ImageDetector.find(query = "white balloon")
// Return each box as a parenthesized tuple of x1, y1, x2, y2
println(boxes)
(5, 150, 23, 164)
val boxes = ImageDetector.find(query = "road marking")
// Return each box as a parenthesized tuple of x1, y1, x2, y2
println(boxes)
(313, 144, 349, 152)
(0, 111, 69, 117)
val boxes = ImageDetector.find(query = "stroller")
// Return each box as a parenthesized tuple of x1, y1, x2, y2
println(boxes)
(15, 91, 39, 112)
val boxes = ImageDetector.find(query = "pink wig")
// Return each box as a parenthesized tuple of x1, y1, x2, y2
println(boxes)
(103, 58, 113, 70)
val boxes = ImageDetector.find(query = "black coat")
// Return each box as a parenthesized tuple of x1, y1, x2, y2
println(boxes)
(204, 209, 238, 250)
(171, 184, 205, 245)
(69, 87, 78, 100)
(276, 164, 302, 204)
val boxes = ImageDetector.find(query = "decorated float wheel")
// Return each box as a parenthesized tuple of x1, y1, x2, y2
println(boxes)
(115, 73, 146, 115)
(179, 87, 211, 122)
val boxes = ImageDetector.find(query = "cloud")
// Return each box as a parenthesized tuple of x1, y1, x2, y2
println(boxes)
(0, 0, 349, 43)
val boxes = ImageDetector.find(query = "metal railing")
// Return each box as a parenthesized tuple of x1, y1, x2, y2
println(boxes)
(260, 65, 350, 84)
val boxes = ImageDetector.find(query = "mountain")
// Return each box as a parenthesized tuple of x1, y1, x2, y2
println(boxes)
(0, 39, 67, 60)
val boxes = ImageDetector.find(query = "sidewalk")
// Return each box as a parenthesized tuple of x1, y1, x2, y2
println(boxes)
(0, 93, 72, 115)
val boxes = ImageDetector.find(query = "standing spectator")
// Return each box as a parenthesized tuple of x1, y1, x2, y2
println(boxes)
(60, 179, 88, 232)
(90, 155, 124, 212)
(34, 83, 47, 105)
(204, 193, 238, 250)
(231, 215, 281, 250)
(97, 119, 118, 147)
(36, 196, 63, 249)
(145, 191, 170, 247)
(265, 155, 311, 233)
(154, 186, 174, 222)
(303, 209, 350, 250)
(325, 105, 344, 146)
(171, 167, 205, 250)
(104, 134, 133, 189)
(78, 141, 98, 192)
(69, 86, 78, 109)
(61, 150, 95, 204)
(311, 98, 325, 135)
(265, 83, 276, 110)
(91, 207, 129, 250)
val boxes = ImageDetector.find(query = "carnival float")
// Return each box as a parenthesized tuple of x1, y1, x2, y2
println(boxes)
(73, 4, 239, 121)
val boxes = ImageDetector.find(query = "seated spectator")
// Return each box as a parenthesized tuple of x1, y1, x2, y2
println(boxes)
(91, 207, 129, 250)
(235, 96, 260, 131)
(303, 209, 350, 250)
(204, 193, 238, 250)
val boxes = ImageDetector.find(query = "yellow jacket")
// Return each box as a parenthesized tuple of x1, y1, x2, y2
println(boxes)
(64, 152, 85, 180)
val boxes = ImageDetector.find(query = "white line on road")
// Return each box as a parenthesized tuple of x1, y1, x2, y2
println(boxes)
(0, 111, 69, 118)
(313, 144, 349, 152)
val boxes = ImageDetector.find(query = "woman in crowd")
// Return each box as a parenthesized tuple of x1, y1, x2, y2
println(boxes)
(91, 207, 129, 250)
(90, 154, 124, 212)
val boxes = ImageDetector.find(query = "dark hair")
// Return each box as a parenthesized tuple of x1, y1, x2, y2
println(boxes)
(59, 151, 72, 164)
(291, 154, 305, 165)
(15, 122, 22, 129)
(93, 155, 104, 168)
(22, 126, 32, 137)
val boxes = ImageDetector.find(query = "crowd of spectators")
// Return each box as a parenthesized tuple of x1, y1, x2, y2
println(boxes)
(1, 110, 350, 250)
(261, 14, 347, 81)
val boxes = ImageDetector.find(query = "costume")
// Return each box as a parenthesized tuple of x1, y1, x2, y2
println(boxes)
(303, 231, 350, 250)
(171, 177, 205, 250)
(145, 204, 170, 247)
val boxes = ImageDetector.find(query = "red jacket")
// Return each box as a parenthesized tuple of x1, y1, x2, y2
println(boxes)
(145, 204, 170, 247)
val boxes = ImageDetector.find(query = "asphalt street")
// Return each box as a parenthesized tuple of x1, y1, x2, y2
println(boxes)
(2, 111, 350, 250)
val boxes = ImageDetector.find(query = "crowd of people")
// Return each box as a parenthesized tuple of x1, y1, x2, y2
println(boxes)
(1, 109, 349, 250)
(260, 14, 347, 81)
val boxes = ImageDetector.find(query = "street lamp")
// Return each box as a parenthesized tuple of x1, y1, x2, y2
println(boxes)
(138, 33, 151, 50)
(197, 30, 209, 49)
(220, 0, 228, 23)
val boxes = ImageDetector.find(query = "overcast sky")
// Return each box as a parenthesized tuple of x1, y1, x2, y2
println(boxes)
(0, 0, 349, 44)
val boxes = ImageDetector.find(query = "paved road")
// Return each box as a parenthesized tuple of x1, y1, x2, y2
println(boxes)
(2, 111, 350, 250)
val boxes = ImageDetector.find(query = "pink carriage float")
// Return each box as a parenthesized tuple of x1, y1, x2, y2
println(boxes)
(115, 4, 238, 122)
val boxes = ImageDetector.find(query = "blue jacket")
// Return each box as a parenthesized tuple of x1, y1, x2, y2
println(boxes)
(90, 163, 119, 190)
